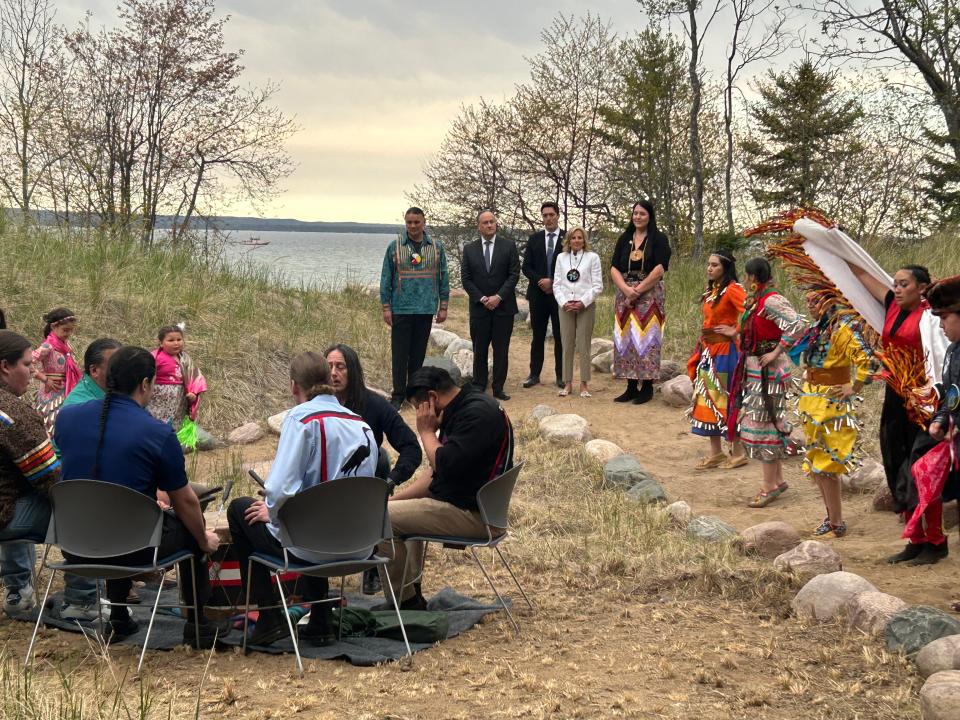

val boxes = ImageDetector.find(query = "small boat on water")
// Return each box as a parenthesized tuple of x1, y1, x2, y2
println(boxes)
(237, 236, 270, 247)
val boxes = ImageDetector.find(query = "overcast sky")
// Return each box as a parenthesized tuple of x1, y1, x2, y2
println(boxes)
(56, 0, 651, 223)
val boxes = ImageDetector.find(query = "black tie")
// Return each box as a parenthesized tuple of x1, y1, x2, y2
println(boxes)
(484, 240, 493, 272)
(546, 232, 556, 267)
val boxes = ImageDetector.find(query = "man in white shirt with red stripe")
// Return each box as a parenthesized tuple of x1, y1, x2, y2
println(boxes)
(228, 351, 377, 647)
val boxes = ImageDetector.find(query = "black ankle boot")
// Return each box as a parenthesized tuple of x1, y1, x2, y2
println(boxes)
(614, 380, 639, 403)
(632, 380, 654, 404)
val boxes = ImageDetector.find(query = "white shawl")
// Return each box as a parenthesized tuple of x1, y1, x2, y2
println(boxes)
(792, 218, 947, 384)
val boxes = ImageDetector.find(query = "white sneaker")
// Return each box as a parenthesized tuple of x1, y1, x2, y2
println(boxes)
(3, 584, 36, 616)
(59, 602, 100, 623)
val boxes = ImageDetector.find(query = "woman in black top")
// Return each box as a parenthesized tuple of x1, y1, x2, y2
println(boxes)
(325, 343, 422, 593)
(609, 200, 672, 403)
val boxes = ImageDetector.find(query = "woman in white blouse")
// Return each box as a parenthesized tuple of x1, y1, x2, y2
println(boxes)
(552, 227, 604, 397)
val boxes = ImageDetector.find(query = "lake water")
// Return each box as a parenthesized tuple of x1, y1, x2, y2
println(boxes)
(219, 230, 397, 290)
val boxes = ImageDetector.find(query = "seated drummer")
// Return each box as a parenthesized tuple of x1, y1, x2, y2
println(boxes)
(325, 343, 422, 594)
(54, 346, 220, 647)
(228, 352, 377, 647)
(378, 366, 514, 610)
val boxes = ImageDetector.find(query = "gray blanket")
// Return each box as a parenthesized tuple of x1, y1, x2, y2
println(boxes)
(27, 586, 504, 667)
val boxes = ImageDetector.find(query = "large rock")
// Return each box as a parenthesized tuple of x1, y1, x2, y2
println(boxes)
(687, 516, 738, 543)
(741, 521, 801, 559)
(773, 540, 842, 578)
(887, 606, 960, 656)
(917, 636, 960, 679)
(602, 455, 652, 489)
(228, 422, 264, 445)
(626, 479, 667, 504)
(658, 359, 682, 382)
(791, 571, 877, 622)
(660, 375, 693, 408)
(515, 298, 530, 322)
(591, 349, 613, 374)
(665, 500, 693, 527)
(846, 591, 909, 637)
(590, 337, 613, 358)
(443, 338, 473, 359)
(873, 484, 896, 512)
(428, 327, 459, 352)
(449, 349, 473, 385)
(842, 457, 886, 493)
(526, 404, 556, 423)
(538, 413, 592, 445)
(267, 410, 288, 435)
(584, 439, 625, 464)
(920, 671, 960, 720)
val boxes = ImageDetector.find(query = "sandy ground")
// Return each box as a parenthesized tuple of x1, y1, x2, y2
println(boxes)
(6, 316, 947, 719)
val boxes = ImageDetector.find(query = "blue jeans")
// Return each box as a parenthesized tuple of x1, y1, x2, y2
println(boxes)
(0, 493, 97, 605)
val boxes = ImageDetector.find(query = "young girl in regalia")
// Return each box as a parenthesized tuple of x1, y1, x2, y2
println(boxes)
(32, 307, 82, 434)
(146, 325, 207, 448)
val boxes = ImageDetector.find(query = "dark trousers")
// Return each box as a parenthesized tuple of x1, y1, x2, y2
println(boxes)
(66, 512, 209, 620)
(880, 385, 921, 513)
(470, 312, 514, 392)
(528, 291, 562, 381)
(227, 498, 330, 625)
(391, 314, 434, 401)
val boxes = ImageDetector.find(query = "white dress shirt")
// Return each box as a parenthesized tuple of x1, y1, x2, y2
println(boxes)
(553, 250, 603, 308)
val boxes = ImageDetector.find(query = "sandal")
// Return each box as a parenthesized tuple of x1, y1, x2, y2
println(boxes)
(695, 452, 727, 470)
(747, 482, 788, 508)
(558, 388, 570, 397)
(580, 390, 592, 398)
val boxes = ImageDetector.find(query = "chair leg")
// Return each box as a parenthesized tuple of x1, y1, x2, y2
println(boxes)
(242, 558, 253, 656)
(494, 546, 535, 611)
(274, 570, 303, 676)
(337, 577, 345, 641)
(189, 556, 200, 650)
(381, 570, 412, 659)
(469, 547, 519, 634)
(24, 565, 56, 668)
(137, 571, 165, 675)
(95, 579, 104, 640)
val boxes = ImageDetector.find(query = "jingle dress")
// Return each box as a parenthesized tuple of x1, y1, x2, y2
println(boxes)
(728, 287, 808, 461)
(686, 282, 746, 436)
(32, 334, 81, 435)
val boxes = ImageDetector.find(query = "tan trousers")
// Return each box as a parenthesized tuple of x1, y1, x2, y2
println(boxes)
(558, 302, 596, 384)
(379, 497, 488, 601)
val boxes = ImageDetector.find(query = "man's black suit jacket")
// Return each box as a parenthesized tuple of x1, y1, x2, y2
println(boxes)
(460, 236, 520, 319)
(522, 228, 565, 301)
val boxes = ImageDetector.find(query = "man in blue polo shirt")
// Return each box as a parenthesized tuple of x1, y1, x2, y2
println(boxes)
(55, 346, 220, 647)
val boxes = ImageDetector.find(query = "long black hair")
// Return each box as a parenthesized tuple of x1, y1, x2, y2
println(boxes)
(93, 346, 155, 479)
(325, 343, 367, 414)
(82, 338, 121, 376)
(707, 249, 739, 306)
(619, 200, 663, 241)
(744, 257, 773, 285)
(0, 330, 31, 386)
(41, 307, 76, 338)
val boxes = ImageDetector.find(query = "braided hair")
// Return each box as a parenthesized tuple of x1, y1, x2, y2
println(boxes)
(41, 307, 76, 338)
(92, 346, 155, 479)
(706, 249, 739, 306)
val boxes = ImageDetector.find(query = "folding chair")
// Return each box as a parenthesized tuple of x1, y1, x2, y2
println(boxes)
(24, 480, 201, 673)
(399, 462, 534, 633)
(240, 475, 411, 674)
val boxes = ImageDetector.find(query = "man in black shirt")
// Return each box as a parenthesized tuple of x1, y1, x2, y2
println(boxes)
(378, 366, 513, 610)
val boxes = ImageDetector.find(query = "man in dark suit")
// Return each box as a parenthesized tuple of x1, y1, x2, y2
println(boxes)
(460, 210, 520, 401)
(521, 201, 565, 389)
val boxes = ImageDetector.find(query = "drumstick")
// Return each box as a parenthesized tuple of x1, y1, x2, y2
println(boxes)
(217, 478, 235, 513)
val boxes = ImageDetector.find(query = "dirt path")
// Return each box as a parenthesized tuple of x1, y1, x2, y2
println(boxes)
(439, 313, 959, 611)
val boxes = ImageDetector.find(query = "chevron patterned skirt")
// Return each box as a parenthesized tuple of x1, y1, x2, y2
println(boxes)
(613, 280, 665, 381)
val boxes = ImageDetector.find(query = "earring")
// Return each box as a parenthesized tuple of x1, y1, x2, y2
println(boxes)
(750, 282, 758, 292)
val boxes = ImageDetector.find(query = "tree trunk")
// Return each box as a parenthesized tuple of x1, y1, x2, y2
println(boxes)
(688, 3, 705, 256)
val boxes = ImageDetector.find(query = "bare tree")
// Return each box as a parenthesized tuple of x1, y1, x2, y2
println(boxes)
(0, 0, 60, 216)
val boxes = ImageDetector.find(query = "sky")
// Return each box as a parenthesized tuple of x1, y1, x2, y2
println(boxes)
(57, 0, 651, 224)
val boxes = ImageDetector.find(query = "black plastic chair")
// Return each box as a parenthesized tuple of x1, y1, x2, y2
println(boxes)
(399, 462, 534, 633)
(25, 480, 201, 673)
(241, 475, 410, 674)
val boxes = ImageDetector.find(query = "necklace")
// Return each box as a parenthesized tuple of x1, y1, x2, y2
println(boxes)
(566, 251, 584, 282)
(629, 232, 646, 262)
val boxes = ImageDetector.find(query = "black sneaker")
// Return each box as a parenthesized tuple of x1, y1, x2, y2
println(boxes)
(107, 615, 140, 642)
(887, 542, 926, 564)
(362, 568, 381, 595)
(909, 540, 949, 566)
(298, 623, 336, 647)
(246, 609, 289, 647)
(183, 619, 223, 649)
